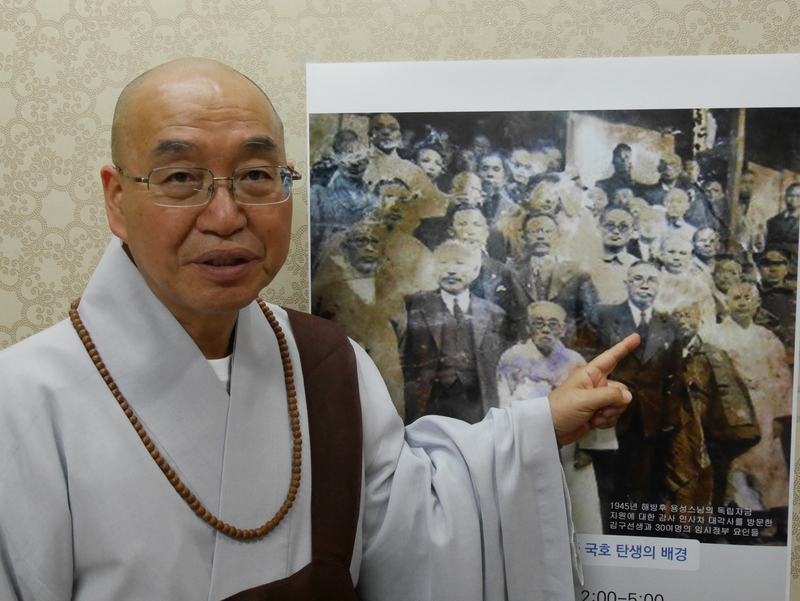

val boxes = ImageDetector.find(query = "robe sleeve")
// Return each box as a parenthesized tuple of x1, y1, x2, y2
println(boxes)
(0, 368, 75, 601)
(351, 342, 578, 600)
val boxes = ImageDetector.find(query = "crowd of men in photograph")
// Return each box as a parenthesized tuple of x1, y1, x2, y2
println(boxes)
(309, 113, 797, 541)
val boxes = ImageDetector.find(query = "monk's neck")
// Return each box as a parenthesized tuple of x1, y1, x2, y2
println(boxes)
(180, 314, 237, 359)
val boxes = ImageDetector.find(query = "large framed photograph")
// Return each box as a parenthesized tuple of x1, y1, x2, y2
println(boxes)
(306, 55, 800, 599)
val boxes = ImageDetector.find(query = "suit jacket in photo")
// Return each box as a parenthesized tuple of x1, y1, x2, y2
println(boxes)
(471, 254, 528, 340)
(641, 181, 677, 206)
(595, 174, 646, 201)
(683, 185, 729, 240)
(664, 336, 757, 503)
(513, 257, 599, 329)
(592, 302, 680, 438)
(765, 212, 799, 257)
(400, 291, 507, 423)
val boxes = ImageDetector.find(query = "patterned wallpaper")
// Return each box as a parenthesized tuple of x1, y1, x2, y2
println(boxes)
(2, 0, 800, 593)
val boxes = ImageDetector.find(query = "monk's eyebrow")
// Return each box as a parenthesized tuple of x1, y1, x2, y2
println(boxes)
(243, 136, 279, 154)
(152, 140, 196, 159)
(149, 136, 279, 161)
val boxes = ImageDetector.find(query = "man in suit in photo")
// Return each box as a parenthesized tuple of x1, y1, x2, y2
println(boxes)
(478, 152, 521, 225)
(766, 182, 800, 262)
(665, 302, 757, 512)
(594, 143, 647, 200)
(588, 207, 639, 304)
(400, 240, 508, 424)
(592, 261, 681, 506)
(512, 213, 599, 337)
(643, 152, 683, 207)
(448, 204, 528, 339)
(755, 248, 796, 352)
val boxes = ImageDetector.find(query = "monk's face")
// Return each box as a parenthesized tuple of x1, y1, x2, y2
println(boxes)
(101, 62, 292, 327)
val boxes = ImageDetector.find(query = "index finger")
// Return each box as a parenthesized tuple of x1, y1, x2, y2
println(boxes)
(586, 333, 640, 378)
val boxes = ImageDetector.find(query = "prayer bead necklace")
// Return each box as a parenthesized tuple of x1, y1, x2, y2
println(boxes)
(69, 297, 302, 541)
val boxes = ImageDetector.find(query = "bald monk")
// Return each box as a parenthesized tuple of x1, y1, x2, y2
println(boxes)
(0, 58, 638, 601)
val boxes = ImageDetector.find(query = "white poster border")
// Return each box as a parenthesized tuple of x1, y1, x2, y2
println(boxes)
(305, 54, 800, 600)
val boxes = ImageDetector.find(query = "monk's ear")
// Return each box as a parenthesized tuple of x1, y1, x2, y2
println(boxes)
(100, 165, 129, 243)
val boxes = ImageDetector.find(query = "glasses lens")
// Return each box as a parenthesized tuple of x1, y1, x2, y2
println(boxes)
(149, 168, 210, 206)
(234, 167, 292, 205)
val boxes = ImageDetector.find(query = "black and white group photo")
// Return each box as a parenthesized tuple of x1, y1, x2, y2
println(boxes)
(308, 107, 799, 544)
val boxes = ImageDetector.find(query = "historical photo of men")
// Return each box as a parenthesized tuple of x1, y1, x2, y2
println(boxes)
(309, 107, 800, 545)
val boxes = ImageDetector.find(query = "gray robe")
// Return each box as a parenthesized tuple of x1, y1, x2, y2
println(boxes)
(0, 238, 576, 600)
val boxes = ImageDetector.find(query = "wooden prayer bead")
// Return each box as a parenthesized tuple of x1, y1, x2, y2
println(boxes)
(70, 296, 303, 542)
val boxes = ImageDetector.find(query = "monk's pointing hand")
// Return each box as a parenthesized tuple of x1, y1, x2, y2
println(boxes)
(547, 334, 640, 446)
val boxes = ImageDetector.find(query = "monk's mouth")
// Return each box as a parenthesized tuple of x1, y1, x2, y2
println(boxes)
(204, 258, 248, 267)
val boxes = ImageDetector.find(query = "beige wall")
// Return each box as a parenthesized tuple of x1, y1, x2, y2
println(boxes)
(2, 0, 800, 593)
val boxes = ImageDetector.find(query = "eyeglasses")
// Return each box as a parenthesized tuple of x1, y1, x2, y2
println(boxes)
(603, 221, 631, 233)
(530, 318, 563, 331)
(115, 165, 302, 207)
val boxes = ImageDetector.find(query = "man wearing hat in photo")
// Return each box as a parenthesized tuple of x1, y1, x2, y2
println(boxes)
(755, 248, 796, 352)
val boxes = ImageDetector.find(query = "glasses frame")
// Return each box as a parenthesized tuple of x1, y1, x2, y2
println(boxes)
(114, 165, 303, 207)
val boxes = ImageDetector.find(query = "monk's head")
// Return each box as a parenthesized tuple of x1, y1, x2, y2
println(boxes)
(100, 58, 295, 332)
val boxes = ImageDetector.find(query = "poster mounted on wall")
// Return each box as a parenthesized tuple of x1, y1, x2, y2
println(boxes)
(306, 54, 800, 600)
